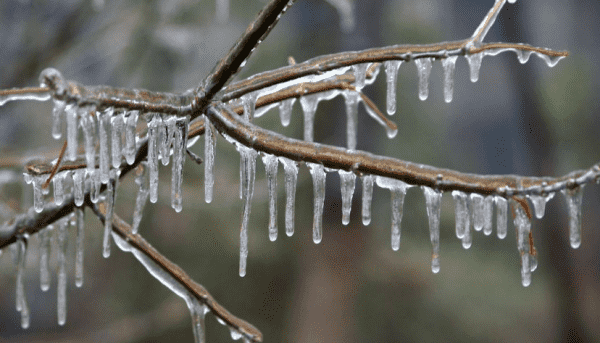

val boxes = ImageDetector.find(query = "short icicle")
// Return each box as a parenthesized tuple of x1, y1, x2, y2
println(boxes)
(189, 297, 207, 343)
(308, 163, 326, 244)
(384, 60, 402, 115)
(415, 57, 433, 101)
(361, 174, 373, 225)
(280, 157, 298, 237)
(262, 154, 278, 241)
(422, 186, 442, 273)
(75, 208, 85, 287)
(451, 191, 469, 239)
(65, 104, 78, 161)
(80, 108, 96, 172)
(111, 112, 124, 168)
(24, 174, 47, 213)
(278, 98, 295, 127)
(204, 116, 216, 203)
(470, 193, 484, 231)
(561, 185, 584, 249)
(495, 196, 508, 239)
(171, 117, 189, 212)
(343, 90, 359, 150)
(482, 196, 494, 236)
(352, 63, 370, 90)
(40, 226, 53, 291)
(147, 114, 160, 203)
(51, 99, 66, 139)
(338, 170, 356, 225)
(99, 108, 112, 184)
(442, 56, 458, 103)
(57, 217, 68, 325)
(53, 171, 69, 206)
(466, 53, 483, 83)
(527, 193, 555, 219)
(103, 169, 119, 258)
(238, 145, 257, 277)
(73, 170, 86, 206)
(16, 238, 30, 329)
(124, 110, 139, 165)
(132, 163, 149, 234)
(300, 94, 319, 142)
(376, 176, 411, 251)
(512, 200, 532, 287)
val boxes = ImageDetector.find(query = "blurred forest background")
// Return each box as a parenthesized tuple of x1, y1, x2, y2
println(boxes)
(0, 0, 599, 342)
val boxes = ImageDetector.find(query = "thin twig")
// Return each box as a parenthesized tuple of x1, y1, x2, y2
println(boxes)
(41, 140, 67, 190)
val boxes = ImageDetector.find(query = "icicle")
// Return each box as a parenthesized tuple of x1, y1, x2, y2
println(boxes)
(415, 58, 433, 101)
(343, 91, 359, 150)
(163, 117, 177, 166)
(361, 174, 373, 225)
(470, 194, 484, 231)
(338, 170, 355, 225)
(495, 196, 508, 239)
(80, 108, 96, 172)
(237, 145, 257, 277)
(75, 207, 85, 288)
(53, 171, 69, 206)
(512, 201, 532, 287)
(376, 176, 411, 251)
(278, 98, 295, 127)
(516, 50, 533, 64)
(300, 94, 319, 142)
(242, 92, 258, 122)
(52, 99, 66, 139)
(40, 226, 53, 291)
(384, 60, 402, 115)
(24, 174, 46, 213)
(57, 217, 68, 325)
(124, 110, 139, 165)
(280, 157, 298, 237)
(352, 63, 369, 90)
(307, 163, 326, 244)
(451, 191, 469, 239)
(111, 112, 124, 168)
(204, 116, 216, 203)
(73, 169, 85, 206)
(65, 104, 78, 161)
(98, 108, 112, 184)
(103, 169, 119, 258)
(442, 56, 458, 103)
(561, 185, 584, 249)
(422, 186, 442, 273)
(262, 154, 278, 241)
(171, 117, 188, 212)
(466, 53, 483, 83)
(482, 196, 494, 236)
(148, 115, 160, 203)
(527, 192, 555, 219)
(132, 163, 149, 234)
(15, 239, 30, 329)
(189, 298, 207, 343)
(89, 170, 102, 204)
(231, 328, 243, 340)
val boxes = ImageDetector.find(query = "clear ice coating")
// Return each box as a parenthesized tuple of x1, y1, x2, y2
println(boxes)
(53, 171, 69, 206)
(262, 154, 278, 241)
(495, 196, 508, 239)
(132, 163, 149, 234)
(171, 117, 189, 213)
(338, 170, 356, 225)
(561, 185, 584, 249)
(147, 114, 160, 203)
(280, 157, 298, 237)
(527, 192, 555, 219)
(308, 163, 326, 244)
(384, 60, 402, 115)
(237, 144, 257, 277)
(111, 112, 124, 168)
(40, 226, 53, 291)
(451, 191, 469, 239)
(65, 104, 78, 161)
(300, 94, 319, 142)
(352, 63, 370, 90)
(361, 174, 373, 225)
(75, 208, 85, 288)
(52, 99, 66, 139)
(110, 232, 209, 343)
(442, 56, 458, 103)
(103, 169, 119, 258)
(15, 238, 30, 329)
(278, 98, 296, 127)
(80, 108, 96, 172)
(414, 57, 433, 101)
(124, 110, 139, 165)
(99, 108, 112, 184)
(57, 217, 68, 325)
(343, 91, 359, 150)
(422, 186, 442, 273)
(512, 201, 532, 287)
(204, 116, 216, 203)
(376, 176, 412, 251)
(466, 53, 483, 83)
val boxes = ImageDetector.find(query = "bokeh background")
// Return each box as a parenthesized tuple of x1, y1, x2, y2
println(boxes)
(0, 0, 599, 342)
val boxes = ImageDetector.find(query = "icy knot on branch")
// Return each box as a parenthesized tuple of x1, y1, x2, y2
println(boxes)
(39, 68, 68, 98)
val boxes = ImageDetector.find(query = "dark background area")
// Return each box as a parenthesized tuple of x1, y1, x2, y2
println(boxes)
(0, 0, 599, 342)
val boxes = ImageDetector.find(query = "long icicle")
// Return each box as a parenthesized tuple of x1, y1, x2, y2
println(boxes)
(280, 157, 298, 237)
(262, 154, 278, 241)
(75, 208, 85, 287)
(57, 217, 68, 325)
(308, 163, 326, 244)
(238, 145, 257, 277)
(204, 116, 216, 203)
